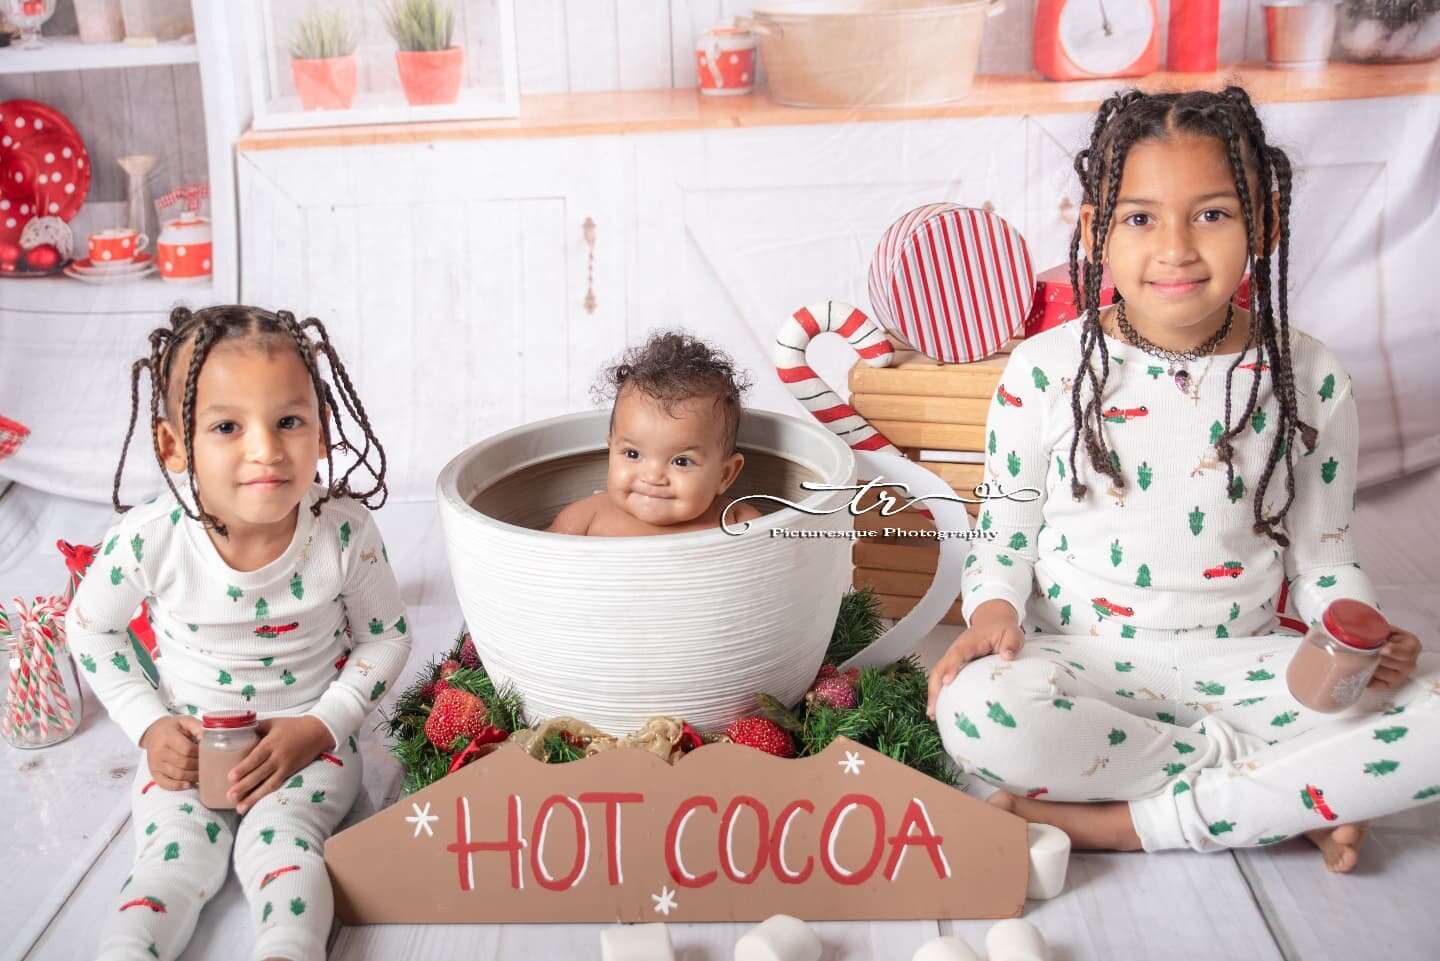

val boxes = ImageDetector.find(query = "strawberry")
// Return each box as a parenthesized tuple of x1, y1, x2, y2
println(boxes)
(433, 659, 462, 695)
(808, 677, 859, 710)
(457, 634, 482, 670)
(725, 716, 795, 758)
(424, 688, 490, 750)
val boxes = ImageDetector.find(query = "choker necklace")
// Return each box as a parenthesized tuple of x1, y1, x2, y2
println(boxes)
(1115, 302, 1234, 395)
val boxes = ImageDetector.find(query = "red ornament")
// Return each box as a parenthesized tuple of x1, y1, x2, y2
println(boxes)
(457, 634, 482, 670)
(809, 677, 860, 711)
(424, 688, 491, 751)
(725, 716, 796, 758)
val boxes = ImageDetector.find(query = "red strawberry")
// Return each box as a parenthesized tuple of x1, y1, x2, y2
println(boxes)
(457, 635, 482, 670)
(433, 658, 462, 695)
(424, 688, 490, 750)
(808, 677, 859, 710)
(725, 716, 795, 758)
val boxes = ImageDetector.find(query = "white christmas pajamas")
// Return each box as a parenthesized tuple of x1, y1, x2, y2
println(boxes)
(67, 486, 412, 960)
(937, 320, 1440, 851)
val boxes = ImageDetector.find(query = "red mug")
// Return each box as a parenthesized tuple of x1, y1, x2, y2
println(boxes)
(696, 24, 758, 96)
(87, 228, 148, 265)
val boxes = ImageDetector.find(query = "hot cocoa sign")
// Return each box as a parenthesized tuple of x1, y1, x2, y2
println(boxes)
(326, 738, 1027, 923)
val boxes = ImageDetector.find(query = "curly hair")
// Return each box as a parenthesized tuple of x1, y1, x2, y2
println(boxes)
(113, 304, 388, 536)
(597, 331, 752, 455)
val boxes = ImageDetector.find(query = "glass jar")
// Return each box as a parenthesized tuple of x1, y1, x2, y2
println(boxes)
(1335, 1, 1440, 63)
(1, 599, 86, 750)
(118, 0, 192, 44)
(1286, 599, 1389, 713)
(198, 710, 258, 809)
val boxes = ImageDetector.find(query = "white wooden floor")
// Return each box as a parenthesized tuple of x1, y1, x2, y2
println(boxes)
(3, 476, 1439, 961)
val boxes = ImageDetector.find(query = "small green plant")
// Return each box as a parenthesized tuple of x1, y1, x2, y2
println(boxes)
(381, 0, 456, 52)
(289, 5, 358, 60)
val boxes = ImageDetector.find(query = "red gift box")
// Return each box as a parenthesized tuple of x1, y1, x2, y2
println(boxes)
(1024, 266, 1252, 337)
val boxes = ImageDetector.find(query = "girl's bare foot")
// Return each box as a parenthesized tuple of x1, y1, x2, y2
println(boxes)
(988, 791, 1142, 851)
(1305, 822, 1369, 873)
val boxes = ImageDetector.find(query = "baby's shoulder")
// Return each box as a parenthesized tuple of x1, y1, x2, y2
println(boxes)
(548, 492, 604, 535)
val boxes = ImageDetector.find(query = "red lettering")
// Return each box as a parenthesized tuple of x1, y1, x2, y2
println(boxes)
(446, 795, 524, 891)
(531, 795, 589, 892)
(818, 794, 886, 885)
(664, 795, 718, 888)
(719, 796, 770, 884)
(579, 791, 644, 886)
(768, 799, 814, 884)
(883, 798, 950, 881)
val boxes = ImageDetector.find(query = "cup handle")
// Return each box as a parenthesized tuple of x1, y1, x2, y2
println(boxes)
(135, 233, 149, 252)
(840, 450, 973, 672)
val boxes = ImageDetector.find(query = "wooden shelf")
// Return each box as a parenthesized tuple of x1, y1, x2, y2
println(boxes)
(0, 271, 211, 315)
(0, 35, 198, 75)
(238, 61, 1440, 152)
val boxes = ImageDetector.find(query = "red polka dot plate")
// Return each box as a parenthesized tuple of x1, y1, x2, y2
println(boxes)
(0, 99, 91, 245)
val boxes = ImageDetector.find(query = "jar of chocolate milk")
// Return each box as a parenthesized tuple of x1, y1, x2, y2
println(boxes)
(198, 710, 258, 809)
(1286, 599, 1389, 713)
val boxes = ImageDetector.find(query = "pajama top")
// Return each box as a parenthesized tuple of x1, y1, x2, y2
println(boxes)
(66, 485, 411, 747)
(960, 316, 1378, 641)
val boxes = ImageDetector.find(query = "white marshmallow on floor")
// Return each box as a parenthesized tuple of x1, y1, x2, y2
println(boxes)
(734, 913, 821, 961)
(911, 934, 983, 961)
(1025, 822, 1071, 900)
(601, 922, 674, 961)
(986, 918, 1049, 961)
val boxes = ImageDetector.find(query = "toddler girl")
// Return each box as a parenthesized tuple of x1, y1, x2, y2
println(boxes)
(927, 87, 1435, 873)
(67, 305, 412, 960)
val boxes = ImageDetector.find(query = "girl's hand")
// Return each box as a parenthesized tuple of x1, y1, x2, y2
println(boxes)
(1368, 626, 1422, 690)
(227, 716, 335, 814)
(139, 715, 203, 790)
(926, 600, 1025, 719)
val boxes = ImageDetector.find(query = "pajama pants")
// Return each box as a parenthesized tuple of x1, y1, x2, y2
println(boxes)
(934, 633, 1440, 851)
(96, 732, 363, 961)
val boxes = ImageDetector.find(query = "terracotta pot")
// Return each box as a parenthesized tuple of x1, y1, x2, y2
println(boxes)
(395, 46, 464, 106)
(290, 53, 357, 112)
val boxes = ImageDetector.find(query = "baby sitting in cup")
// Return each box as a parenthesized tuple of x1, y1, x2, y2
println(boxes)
(548, 331, 762, 536)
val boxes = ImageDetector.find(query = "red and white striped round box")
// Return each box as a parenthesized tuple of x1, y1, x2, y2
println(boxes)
(867, 203, 1035, 364)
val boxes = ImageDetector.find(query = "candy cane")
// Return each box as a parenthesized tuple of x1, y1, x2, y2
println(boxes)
(773, 301, 902, 455)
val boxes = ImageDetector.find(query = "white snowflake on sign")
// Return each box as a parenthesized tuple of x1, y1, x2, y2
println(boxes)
(405, 801, 438, 838)
(839, 750, 865, 775)
(651, 885, 678, 916)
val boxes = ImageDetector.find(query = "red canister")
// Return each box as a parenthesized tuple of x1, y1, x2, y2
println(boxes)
(1167, 0, 1221, 73)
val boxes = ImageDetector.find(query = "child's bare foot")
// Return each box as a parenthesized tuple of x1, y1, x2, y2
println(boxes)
(988, 790, 1142, 851)
(1305, 821, 1368, 873)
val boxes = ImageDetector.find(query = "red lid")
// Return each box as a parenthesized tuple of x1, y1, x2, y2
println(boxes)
(202, 710, 257, 729)
(1321, 599, 1389, 651)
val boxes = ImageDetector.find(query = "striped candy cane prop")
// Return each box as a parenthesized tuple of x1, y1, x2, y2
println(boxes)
(1, 596, 81, 748)
(868, 203, 1035, 364)
(773, 301, 902, 455)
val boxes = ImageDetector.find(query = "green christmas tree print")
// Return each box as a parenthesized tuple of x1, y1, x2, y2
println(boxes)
(1109, 450, 1121, 474)
(1174, 741, 1196, 754)
(1115, 689, 1135, 699)
(286, 775, 303, 789)
(1032, 367, 1050, 391)
(1208, 820, 1236, 836)
(111, 652, 131, 673)
(1164, 761, 1186, 777)
(988, 430, 997, 455)
(227, 585, 243, 603)
(339, 522, 352, 550)
(1056, 457, 1065, 480)
(131, 535, 145, 562)
(291, 897, 307, 916)
(217, 670, 232, 686)
(1052, 699, 1073, 710)
(1136, 564, 1151, 587)
(1174, 781, 1191, 795)
(980, 510, 992, 531)
(1057, 534, 1069, 552)
(1230, 602, 1241, 621)
(260, 656, 274, 667)
(395, 616, 408, 634)
(294, 837, 310, 851)
(987, 702, 1017, 728)
(169, 508, 182, 525)
(206, 823, 221, 844)
(1189, 506, 1205, 536)
(1373, 726, 1408, 744)
(1251, 410, 1267, 434)
(290, 573, 304, 600)
(262, 902, 273, 923)
(241, 685, 256, 699)
(1115, 661, 1135, 673)
(1157, 712, 1176, 724)
(368, 618, 384, 635)
(1007, 452, 1021, 477)
(80, 653, 96, 673)
(1216, 625, 1229, 638)
(281, 670, 296, 686)
(1121, 625, 1137, 638)
(1194, 681, 1226, 696)
(1059, 605, 1072, 626)
(1210, 420, 1224, 446)
(145, 822, 157, 835)
(1047, 583, 1061, 599)
(109, 566, 124, 586)
(348, 735, 358, 753)
(1228, 476, 1245, 503)
(370, 680, 386, 701)
(1317, 575, 1337, 588)
(1321, 458, 1338, 484)
(1271, 711, 1298, 727)
(1318, 373, 1335, 402)
(1246, 669, 1274, 682)
(163, 842, 180, 862)
(1110, 540, 1123, 567)
(310, 791, 326, 804)
(1108, 728, 1127, 745)
(104, 535, 118, 555)
(179, 804, 193, 814)
(260, 828, 276, 844)
(1258, 835, 1289, 846)
(1414, 786, 1440, 801)
(955, 714, 981, 739)
(1147, 365, 1164, 379)
(1137, 462, 1153, 490)
(1234, 697, 1266, 707)
(255, 598, 269, 620)
(1009, 532, 1028, 551)
(1364, 759, 1399, 777)
(965, 555, 976, 570)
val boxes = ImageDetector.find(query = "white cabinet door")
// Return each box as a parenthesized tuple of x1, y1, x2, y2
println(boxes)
(239, 137, 626, 501)
(628, 117, 1029, 413)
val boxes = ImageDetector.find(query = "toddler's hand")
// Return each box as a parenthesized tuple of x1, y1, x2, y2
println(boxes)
(1368, 626, 1422, 690)
(139, 715, 202, 790)
(926, 602, 1024, 719)
(227, 716, 335, 814)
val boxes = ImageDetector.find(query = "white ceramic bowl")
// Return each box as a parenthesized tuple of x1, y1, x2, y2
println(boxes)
(437, 409, 858, 735)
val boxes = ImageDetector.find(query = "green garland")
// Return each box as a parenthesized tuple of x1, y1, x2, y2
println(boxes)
(384, 588, 954, 794)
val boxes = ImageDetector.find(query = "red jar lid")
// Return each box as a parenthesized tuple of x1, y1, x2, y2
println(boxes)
(202, 710, 257, 729)
(1321, 599, 1389, 651)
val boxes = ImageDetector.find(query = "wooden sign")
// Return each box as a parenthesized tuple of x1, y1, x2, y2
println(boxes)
(326, 738, 1027, 924)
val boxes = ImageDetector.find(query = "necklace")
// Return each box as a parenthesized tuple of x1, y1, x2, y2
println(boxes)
(1115, 302, 1234, 395)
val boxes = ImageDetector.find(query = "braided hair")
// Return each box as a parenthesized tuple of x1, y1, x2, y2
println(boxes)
(1065, 86, 1314, 547)
(112, 305, 388, 536)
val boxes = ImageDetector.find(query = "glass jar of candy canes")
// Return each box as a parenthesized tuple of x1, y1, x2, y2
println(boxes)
(1, 597, 85, 749)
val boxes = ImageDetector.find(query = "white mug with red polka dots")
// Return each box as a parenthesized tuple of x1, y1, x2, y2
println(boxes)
(156, 212, 213, 283)
(87, 228, 148, 266)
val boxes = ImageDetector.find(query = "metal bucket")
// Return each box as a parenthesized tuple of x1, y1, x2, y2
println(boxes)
(1262, 0, 1340, 69)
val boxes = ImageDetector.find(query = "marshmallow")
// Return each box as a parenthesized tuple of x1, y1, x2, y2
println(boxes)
(1025, 822, 1071, 900)
(986, 918, 1049, 961)
(734, 914, 822, 961)
(911, 934, 983, 961)
(601, 923, 674, 961)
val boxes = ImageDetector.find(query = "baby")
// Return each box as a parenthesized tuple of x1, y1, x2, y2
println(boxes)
(548, 331, 762, 536)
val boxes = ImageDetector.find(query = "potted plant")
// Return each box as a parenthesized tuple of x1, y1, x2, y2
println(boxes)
(289, 5, 359, 111)
(382, 0, 463, 106)
(1336, 0, 1440, 61)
